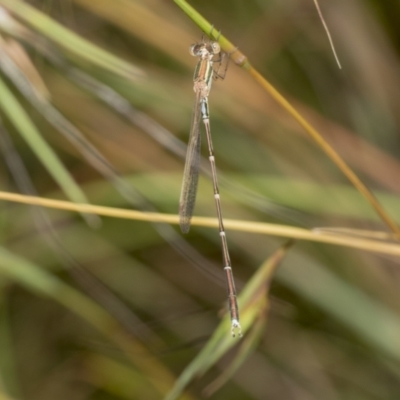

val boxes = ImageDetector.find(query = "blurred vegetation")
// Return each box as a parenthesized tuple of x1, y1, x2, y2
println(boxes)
(1, 0, 400, 399)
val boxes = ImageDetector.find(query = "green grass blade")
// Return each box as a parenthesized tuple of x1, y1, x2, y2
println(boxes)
(277, 252, 400, 362)
(0, 246, 108, 331)
(165, 241, 293, 400)
(0, 0, 143, 80)
(203, 313, 267, 397)
(0, 76, 97, 225)
(83, 353, 161, 399)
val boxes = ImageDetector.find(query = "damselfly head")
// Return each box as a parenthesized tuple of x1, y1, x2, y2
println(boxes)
(190, 41, 221, 57)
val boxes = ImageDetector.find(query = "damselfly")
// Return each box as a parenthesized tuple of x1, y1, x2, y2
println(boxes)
(179, 35, 242, 337)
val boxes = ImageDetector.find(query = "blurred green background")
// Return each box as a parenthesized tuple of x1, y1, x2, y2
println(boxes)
(1, 0, 400, 399)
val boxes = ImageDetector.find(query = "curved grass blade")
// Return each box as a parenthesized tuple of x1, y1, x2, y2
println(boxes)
(203, 313, 267, 396)
(277, 252, 400, 362)
(0, 76, 98, 226)
(0, 0, 143, 80)
(165, 241, 293, 400)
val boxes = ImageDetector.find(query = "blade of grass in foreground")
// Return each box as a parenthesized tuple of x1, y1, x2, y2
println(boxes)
(203, 313, 267, 396)
(0, 0, 143, 80)
(1, 191, 400, 257)
(173, 0, 400, 238)
(165, 241, 293, 400)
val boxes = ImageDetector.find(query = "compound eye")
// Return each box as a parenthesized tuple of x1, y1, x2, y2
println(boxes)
(211, 41, 221, 54)
(189, 44, 201, 56)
